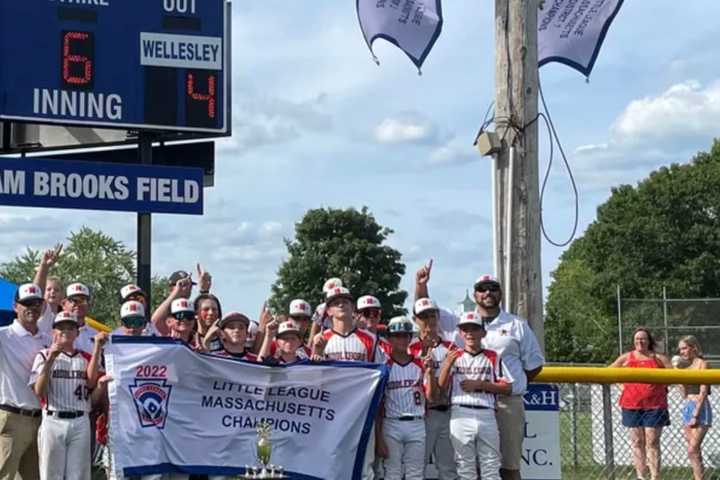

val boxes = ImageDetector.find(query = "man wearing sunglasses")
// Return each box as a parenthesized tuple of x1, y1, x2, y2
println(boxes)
(0, 283, 51, 480)
(62, 283, 99, 354)
(112, 301, 155, 337)
(472, 274, 544, 480)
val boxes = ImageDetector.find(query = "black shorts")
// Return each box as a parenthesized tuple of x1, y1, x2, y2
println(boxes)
(621, 408, 670, 428)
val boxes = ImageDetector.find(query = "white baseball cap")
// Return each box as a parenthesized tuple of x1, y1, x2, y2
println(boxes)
(325, 286, 353, 304)
(357, 295, 381, 311)
(16, 283, 43, 304)
(121, 300, 146, 320)
(171, 298, 194, 316)
(277, 321, 301, 338)
(473, 274, 501, 290)
(219, 311, 250, 328)
(120, 284, 146, 302)
(322, 278, 343, 293)
(414, 297, 438, 316)
(53, 311, 79, 328)
(387, 316, 415, 335)
(289, 299, 312, 317)
(457, 311, 484, 328)
(66, 282, 90, 298)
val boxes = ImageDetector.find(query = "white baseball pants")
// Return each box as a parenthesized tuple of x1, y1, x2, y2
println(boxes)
(362, 423, 376, 480)
(382, 418, 425, 480)
(38, 413, 91, 480)
(449, 407, 501, 480)
(426, 409, 458, 480)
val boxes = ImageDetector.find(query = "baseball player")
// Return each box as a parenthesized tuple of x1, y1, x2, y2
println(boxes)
(33, 244, 63, 334)
(262, 300, 313, 360)
(119, 284, 147, 308)
(168, 298, 201, 349)
(438, 312, 513, 480)
(259, 320, 306, 364)
(376, 317, 430, 480)
(288, 298, 313, 344)
(411, 298, 458, 480)
(30, 312, 106, 480)
(311, 286, 385, 480)
(309, 277, 344, 340)
(60, 283, 99, 353)
(203, 311, 257, 361)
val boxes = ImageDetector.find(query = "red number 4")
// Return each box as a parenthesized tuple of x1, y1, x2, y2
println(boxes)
(186, 72, 216, 119)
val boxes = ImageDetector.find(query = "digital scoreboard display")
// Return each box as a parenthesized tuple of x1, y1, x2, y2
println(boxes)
(0, 0, 227, 133)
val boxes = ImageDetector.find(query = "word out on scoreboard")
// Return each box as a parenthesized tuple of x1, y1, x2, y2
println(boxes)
(0, 0, 227, 133)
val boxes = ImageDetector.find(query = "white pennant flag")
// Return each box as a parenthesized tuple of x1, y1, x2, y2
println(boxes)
(356, 0, 443, 73)
(538, 0, 624, 77)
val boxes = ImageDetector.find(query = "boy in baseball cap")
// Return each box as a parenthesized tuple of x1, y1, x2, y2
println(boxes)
(30, 312, 107, 480)
(169, 298, 198, 348)
(203, 312, 257, 361)
(62, 282, 99, 353)
(438, 312, 513, 480)
(308, 278, 344, 341)
(376, 316, 429, 480)
(259, 320, 305, 365)
(113, 301, 152, 336)
(119, 284, 147, 307)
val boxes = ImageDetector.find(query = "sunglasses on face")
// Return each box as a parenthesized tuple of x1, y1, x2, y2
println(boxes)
(67, 297, 88, 305)
(475, 285, 500, 293)
(173, 313, 195, 322)
(359, 309, 380, 318)
(19, 299, 43, 308)
(122, 316, 147, 328)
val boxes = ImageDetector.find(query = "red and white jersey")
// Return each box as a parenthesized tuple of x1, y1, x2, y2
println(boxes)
(29, 349, 93, 412)
(322, 328, 382, 363)
(409, 337, 457, 406)
(378, 338, 392, 358)
(269, 341, 310, 360)
(384, 356, 425, 418)
(449, 348, 512, 409)
(213, 349, 258, 362)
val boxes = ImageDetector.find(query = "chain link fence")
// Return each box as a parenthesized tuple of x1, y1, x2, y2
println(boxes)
(558, 381, 719, 479)
(618, 290, 720, 364)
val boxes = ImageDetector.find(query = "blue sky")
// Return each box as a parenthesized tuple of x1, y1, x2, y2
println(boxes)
(3, 1, 720, 319)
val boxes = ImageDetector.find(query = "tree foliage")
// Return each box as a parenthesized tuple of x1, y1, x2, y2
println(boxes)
(0, 227, 167, 327)
(270, 207, 407, 319)
(546, 140, 720, 363)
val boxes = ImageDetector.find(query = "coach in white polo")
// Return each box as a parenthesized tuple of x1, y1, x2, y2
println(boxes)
(473, 274, 544, 480)
(0, 283, 50, 480)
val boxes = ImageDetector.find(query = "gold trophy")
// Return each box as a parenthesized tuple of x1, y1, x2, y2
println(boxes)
(240, 420, 286, 479)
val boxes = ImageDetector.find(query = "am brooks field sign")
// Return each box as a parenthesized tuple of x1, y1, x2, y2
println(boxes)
(0, 0, 228, 133)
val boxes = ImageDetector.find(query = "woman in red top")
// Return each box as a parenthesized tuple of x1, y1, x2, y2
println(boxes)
(610, 327, 672, 480)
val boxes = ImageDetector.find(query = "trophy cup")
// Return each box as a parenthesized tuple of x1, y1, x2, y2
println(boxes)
(239, 421, 287, 479)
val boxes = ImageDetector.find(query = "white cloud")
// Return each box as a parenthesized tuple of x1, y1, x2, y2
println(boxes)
(428, 138, 478, 166)
(373, 113, 438, 144)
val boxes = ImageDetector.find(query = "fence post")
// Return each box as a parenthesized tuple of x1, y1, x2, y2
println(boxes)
(570, 383, 578, 467)
(662, 285, 669, 354)
(617, 285, 623, 356)
(602, 384, 615, 480)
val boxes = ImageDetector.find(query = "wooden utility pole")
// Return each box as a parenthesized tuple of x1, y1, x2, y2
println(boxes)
(494, 0, 544, 350)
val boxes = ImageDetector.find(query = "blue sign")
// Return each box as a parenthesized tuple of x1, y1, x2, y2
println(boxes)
(0, 0, 227, 133)
(0, 157, 203, 215)
(523, 384, 560, 412)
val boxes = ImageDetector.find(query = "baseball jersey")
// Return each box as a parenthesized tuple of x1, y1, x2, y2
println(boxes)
(0, 321, 50, 409)
(481, 310, 544, 395)
(213, 349, 258, 361)
(384, 356, 425, 418)
(449, 349, 513, 409)
(29, 349, 93, 412)
(409, 338, 457, 407)
(322, 328, 383, 363)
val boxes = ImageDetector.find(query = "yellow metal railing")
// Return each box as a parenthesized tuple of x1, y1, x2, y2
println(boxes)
(535, 365, 720, 384)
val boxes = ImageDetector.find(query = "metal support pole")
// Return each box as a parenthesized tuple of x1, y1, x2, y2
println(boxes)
(602, 384, 615, 480)
(662, 285, 669, 354)
(616, 285, 623, 355)
(570, 383, 578, 467)
(137, 133, 152, 308)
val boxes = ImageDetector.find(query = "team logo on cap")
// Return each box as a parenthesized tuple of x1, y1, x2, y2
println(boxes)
(129, 379, 172, 429)
(26, 286, 39, 295)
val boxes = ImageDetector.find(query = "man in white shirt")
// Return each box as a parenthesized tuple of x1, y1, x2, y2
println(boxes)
(0, 283, 51, 480)
(62, 283, 99, 353)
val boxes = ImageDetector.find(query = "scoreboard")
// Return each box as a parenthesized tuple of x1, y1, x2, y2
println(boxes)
(0, 0, 228, 134)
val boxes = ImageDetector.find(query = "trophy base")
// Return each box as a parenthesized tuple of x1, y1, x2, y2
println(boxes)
(238, 467, 288, 479)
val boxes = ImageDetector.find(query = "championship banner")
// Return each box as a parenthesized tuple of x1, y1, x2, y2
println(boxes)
(356, 0, 443, 71)
(538, 0, 624, 77)
(106, 337, 389, 480)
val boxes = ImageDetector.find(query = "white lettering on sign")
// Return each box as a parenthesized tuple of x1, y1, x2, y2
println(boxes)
(136, 178, 200, 203)
(140, 33, 222, 70)
(0, 170, 25, 195)
(33, 88, 123, 120)
(33, 172, 129, 200)
(163, 0, 195, 14)
(50, 0, 110, 5)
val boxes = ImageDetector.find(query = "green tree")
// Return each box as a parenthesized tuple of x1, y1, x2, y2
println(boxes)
(545, 140, 720, 362)
(270, 207, 407, 319)
(0, 227, 167, 327)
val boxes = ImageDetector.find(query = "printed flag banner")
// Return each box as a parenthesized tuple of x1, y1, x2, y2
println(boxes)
(106, 337, 388, 480)
(356, 0, 443, 71)
(538, 0, 624, 77)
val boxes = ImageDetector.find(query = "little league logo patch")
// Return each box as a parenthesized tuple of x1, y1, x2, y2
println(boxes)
(129, 379, 172, 429)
